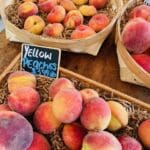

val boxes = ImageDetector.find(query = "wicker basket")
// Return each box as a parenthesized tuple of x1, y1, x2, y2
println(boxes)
(116, 0, 150, 88)
(0, 53, 150, 149)
(0, 0, 123, 56)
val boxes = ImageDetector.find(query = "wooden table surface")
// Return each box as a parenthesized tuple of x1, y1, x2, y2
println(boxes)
(0, 31, 150, 104)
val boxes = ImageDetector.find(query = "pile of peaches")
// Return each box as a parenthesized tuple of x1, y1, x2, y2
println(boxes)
(17, 0, 110, 39)
(121, 4, 150, 73)
(0, 70, 150, 150)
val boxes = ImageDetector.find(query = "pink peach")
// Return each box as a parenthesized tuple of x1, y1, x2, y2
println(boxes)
(33, 102, 61, 134)
(89, 0, 108, 9)
(60, 0, 77, 11)
(52, 89, 82, 123)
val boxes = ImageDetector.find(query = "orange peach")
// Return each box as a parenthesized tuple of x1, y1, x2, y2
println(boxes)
(79, 5, 97, 16)
(64, 10, 84, 29)
(88, 13, 110, 32)
(72, 0, 88, 5)
(38, 0, 57, 13)
(71, 25, 96, 39)
(33, 102, 61, 134)
(8, 87, 40, 116)
(18, 2, 38, 18)
(89, 0, 108, 9)
(107, 101, 128, 131)
(52, 89, 82, 123)
(24, 15, 45, 35)
(82, 131, 122, 150)
(49, 77, 74, 99)
(0, 104, 11, 111)
(28, 132, 51, 150)
(118, 135, 142, 150)
(60, 0, 77, 11)
(138, 119, 150, 149)
(80, 97, 111, 131)
(8, 71, 36, 93)
(62, 123, 87, 150)
(47, 5, 66, 23)
(80, 88, 99, 105)
(43, 23, 64, 37)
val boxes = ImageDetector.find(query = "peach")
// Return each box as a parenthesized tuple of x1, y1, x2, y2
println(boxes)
(62, 123, 87, 150)
(79, 5, 97, 17)
(38, 0, 57, 13)
(80, 88, 99, 105)
(8, 71, 36, 93)
(49, 77, 74, 99)
(138, 119, 150, 149)
(24, 15, 45, 35)
(60, 0, 77, 11)
(47, 5, 66, 23)
(28, 132, 51, 150)
(132, 54, 150, 73)
(8, 87, 40, 116)
(89, 0, 108, 9)
(82, 131, 122, 150)
(52, 89, 82, 123)
(71, 25, 96, 39)
(107, 101, 128, 131)
(72, 0, 88, 5)
(64, 10, 84, 29)
(88, 13, 110, 32)
(43, 23, 64, 37)
(122, 18, 150, 54)
(18, 2, 38, 18)
(33, 102, 61, 134)
(0, 111, 33, 150)
(0, 104, 11, 111)
(80, 97, 111, 131)
(118, 135, 142, 150)
(129, 5, 150, 21)
(24, 0, 37, 2)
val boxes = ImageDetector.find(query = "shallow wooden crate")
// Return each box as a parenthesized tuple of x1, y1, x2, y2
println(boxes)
(0, 53, 150, 149)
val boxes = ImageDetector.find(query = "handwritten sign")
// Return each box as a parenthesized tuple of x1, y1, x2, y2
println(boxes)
(21, 44, 61, 78)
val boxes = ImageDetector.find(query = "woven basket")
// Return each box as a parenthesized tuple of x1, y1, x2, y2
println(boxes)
(0, 0, 123, 56)
(0, 53, 150, 149)
(116, 0, 150, 88)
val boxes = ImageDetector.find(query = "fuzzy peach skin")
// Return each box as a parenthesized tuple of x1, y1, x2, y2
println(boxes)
(118, 135, 142, 150)
(72, 0, 88, 5)
(38, 0, 57, 13)
(88, 13, 110, 32)
(129, 5, 150, 21)
(0, 111, 33, 150)
(80, 88, 99, 105)
(34, 102, 61, 134)
(79, 5, 97, 16)
(64, 10, 84, 29)
(43, 23, 64, 37)
(132, 54, 150, 73)
(60, 0, 77, 11)
(71, 25, 96, 39)
(52, 89, 82, 123)
(49, 77, 74, 99)
(122, 18, 150, 54)
(8, 71, 36, 93)
(24, 15, 45, 34)
(107, 101, 128, 131)
(138, 119, 150, 149)
(0, 104, 11, 111)
(47, 5, 66, 23)
(18, 2, 38, 18)
(62, 123, 87, 150)
(80, 97, 111, 131)
(89, 0, 108, 9)
(28, 132, 51, 150)
(82, 131, 122, 150)
(8, 87, 40, 116)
